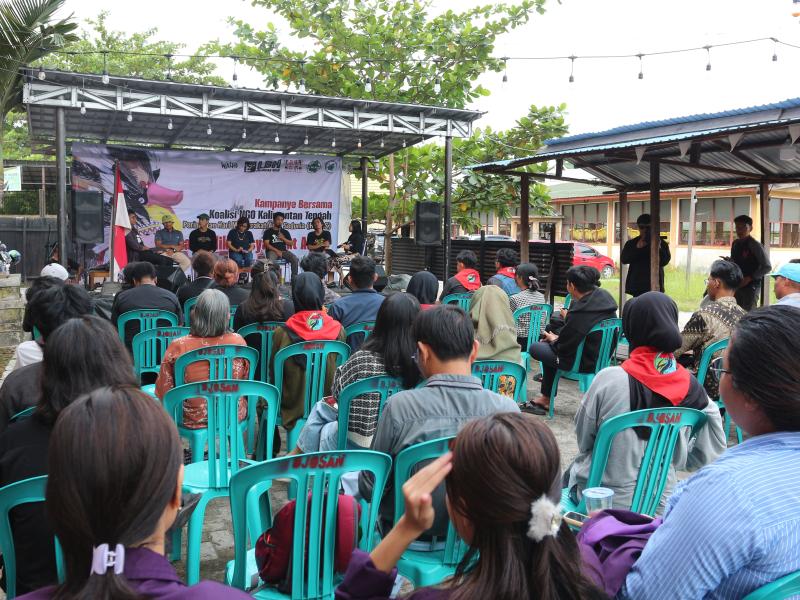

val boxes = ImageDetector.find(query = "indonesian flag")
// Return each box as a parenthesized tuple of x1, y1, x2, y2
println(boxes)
(112, 165, 131, 280)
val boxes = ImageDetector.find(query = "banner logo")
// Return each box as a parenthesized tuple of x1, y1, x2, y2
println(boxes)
(221, 161, 239, 170)
(244, 159, 282, 173)
(306, 160, 322, 174)
(325, 160, 337, 174)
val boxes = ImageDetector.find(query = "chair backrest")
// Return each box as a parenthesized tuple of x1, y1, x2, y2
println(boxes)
(336, 375, 404, 449)
(32, 326, 41, 341)
(567, 317, 622, 374)
(229, 304, 238, 329)
(585, 407, 708, 516)
(393, 437, 464, 566)
(343, 321, 375, 348)
(273, 340, 350, 419)
(512, 303, 554, 349)
(237, 322, 284, 382)
(174, 344, 258, 387)
(131, 326, 190, 382)
(563, 293, 572, 309)
(743, 570, 800, 600)
(183, 296, 198, 325)
(441, 293, 472, 312)
(0, 476, 64, 599)
(116, 309, 179, 343)
(471, 359, 528, 405)
(163, 380, 279, 488)
(695, 337, 729, 392)
(228, 450, 391, 598)
(9, 406, 35, 424)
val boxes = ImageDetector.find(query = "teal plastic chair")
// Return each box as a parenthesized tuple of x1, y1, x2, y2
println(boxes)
(32, 326, 41, 341)
(694, 337, 742, 443)
(336, 375, 404, 450)
(9, 406, 35, 423)
(512, 303, 553, 375)
(229, 304, 238, 329)
(164, 379, 279, 585)
(393, 437, 466, 587)
(343, 321, 375, 349)
(237, 322, 284, 382)
(183, 296, 198, 325)
(173, 345, 259, 458)
(269, 340, 351, 454)
(441, 292, 472, 311)
(549, 317, 622, 418)
(0, 476, 65, 599)
(742, 570, 800, 600)
(560, 407, 708, 517)
(116, 309, 179, 345)
(226, 450, 392, 599)
(563, 293, 572, 309)
(131, 326, 189, 384)
(471, 359, 528, 405)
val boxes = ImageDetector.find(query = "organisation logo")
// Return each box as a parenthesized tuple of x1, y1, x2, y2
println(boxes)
(244, 159, 282, 173)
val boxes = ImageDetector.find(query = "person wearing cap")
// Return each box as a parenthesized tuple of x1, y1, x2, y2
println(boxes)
(728, 214, 772, 311)
(125, 211, 173, 267)
(154, 214, 191, 272)
(189, 213, 218, 254)
(771, 261, 800, 309)
(39, 262, 69, 281)
(621, 213, 671, 297)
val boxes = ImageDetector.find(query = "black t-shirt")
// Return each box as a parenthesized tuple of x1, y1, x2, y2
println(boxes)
(307, 230, 332, 251)
(263, 227, 292, 252)
(189, 228, 217, 253)
(0, 362, 43, 435)
(227, 229, 255, 252)
(345, 232, 365, 254)
(110, 285, 182, 350)
(210, 283, 251, 307)
(176, 277, 214, 306)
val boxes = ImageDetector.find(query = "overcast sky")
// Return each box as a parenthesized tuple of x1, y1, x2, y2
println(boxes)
(62, 0, 800, 138)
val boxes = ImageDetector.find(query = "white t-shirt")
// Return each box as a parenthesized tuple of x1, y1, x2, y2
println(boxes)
(13, 341, 43, 370)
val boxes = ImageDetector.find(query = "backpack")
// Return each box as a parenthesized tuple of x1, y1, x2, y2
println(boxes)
(255, 493, 361, 592)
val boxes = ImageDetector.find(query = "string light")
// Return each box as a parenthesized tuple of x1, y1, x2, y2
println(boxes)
(207, 123, 212, 135)
(402, 138, 406, 148)
(568, 55, 575, 83)
(232, 56, 239, 88)
(37, 65, 45, 80)
(304, 129, 309, 145)
(357, 138, 362, 148)
(165, 53, 173, 80)
(101, 51, 109, 84)
(772, 37, 778, 62)
(241, 127, 247, 139)
(705, 45, 712, 71)
(433, 78, 441, 94)
(637, 53, 644, 80)
(364, 76, 372, 92)
(501, 57, 508, 83)
(274, 131, 280, 143)
(167, 118, 173, 130)
(380, 137, 385, 148)
(299, 78, 306, 93)
(331, 132, 336, 148)
(126, 111, 133, 122)
(79, 102, 86, 115)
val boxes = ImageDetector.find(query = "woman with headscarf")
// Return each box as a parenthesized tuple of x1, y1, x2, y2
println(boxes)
(269, 273, 346, 431)
(406, 270, 439, 309)
(565, 291, 726, 512)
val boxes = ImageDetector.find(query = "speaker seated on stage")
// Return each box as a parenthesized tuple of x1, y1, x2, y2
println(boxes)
(189, 213, 218, 254)
(110, 261, 182, 352)
(226, 216, 255, 268)
(330, 220, 365, 282)
(177, 251, 216, 307)
(154, 214, 191, 272)
(440, 249, 482, 301)
(125, 211, 173, 268)
(328, 255, 385, 351)
(261, 211, 299, 281)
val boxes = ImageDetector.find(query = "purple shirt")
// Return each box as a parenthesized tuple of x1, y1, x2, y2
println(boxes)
(335, 550, 450, 600)
(19, 547, 251, 600)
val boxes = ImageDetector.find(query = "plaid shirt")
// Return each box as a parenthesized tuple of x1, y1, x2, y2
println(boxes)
(331, 349, 387, 447)
(509, 289, 547, 340)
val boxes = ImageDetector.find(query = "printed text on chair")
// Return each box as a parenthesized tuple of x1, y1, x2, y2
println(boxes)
(472, 360, 527, 405)
(132, 326, 189, 383)
(116, 309, 179, 344)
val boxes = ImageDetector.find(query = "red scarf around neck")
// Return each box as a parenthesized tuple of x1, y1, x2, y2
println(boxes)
(495, 266, 516, 279)
(620, 346, 690, 406)
(284, 310, 342, 341)
(454, 268, 482, 291)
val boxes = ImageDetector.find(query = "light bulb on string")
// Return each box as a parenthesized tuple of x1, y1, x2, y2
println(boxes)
(80, 102, 86, 115)
(331, 135, 336, 148)
(502, 57, 508, 83)
(232, 56, 239, 88)
(207, 123, 212, 135)
(102, 51, 109, 84)
(365, 77, 372, 93)
(126, 111, 133, 123)
(772, 37, 778, 62)
(402, 138, 406, 148)
(242, 128, 247, 139)
(304, 130, 309, 145)
(357, 138, 362, 149)
(380, 137, 385, 148)
(705, 46, 712, 71)
(167, 118, 173, 130)
(637, 54, 644, 80)
(37, 65, 46, 80)
(274, 131, 280, 143)
(433, 78, 441, 94)
(299, 78, 306, 94)
(568, 55, 575, 83)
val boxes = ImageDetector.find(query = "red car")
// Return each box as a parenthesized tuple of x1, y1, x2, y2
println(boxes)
(571, 242, 616, 278)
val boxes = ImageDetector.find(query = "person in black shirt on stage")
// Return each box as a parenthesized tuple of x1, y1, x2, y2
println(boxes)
(262, 212, 299, 280)
(188, 213, 218, 254)
(226, 216, 255, 268)
(124, 211, 173, 267)
(307, 217, 336, 284)
(330, 219, 366, 282)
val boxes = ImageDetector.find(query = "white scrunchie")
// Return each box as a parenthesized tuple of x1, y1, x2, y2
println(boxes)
(527, 495, 562, 542)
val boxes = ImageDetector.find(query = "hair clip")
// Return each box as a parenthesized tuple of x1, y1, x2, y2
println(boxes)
(90, 543, 125, 576)
(527, 496, 562, 542)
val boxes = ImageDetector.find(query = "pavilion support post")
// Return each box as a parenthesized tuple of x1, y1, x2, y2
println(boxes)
(56, 107, 68, 269)
(520, 174, 530, 264)
(760, 182, 771, 307)
(443, 136, 453, 279)
(619, 190, 628, 310)
(39, 165, 46, 218)
(360, 156, 368, 238)
(649, 160, 661, 292)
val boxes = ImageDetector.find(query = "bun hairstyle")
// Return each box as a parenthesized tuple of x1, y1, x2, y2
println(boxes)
(565, 265, 601, 294)
(213, 258, 239, 288)
(515, 263, 541, 292)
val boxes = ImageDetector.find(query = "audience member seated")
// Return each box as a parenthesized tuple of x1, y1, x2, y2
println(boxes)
(232, 262, 294, 330)
(359, 305, 519, 537)
(526, 266, 618, 415)
(270, 273, 345, 433)
(176, 250, 216, 307)
(675, 260, 746, 398)
(15, 276, 68, 369)
(329, 255, 384, 349)
(566, 292, 725, 511)
(341, 413, 604, 600)
(155, 289, 248, 432)
(509, 262, 547, 347)
(486, 248, 521, 296)
(620, 306, 800, 599)
(210, 258, 250, 306)
(19, 385, 251, 599)
(0, 316, 136, 596)
(22, 275, 64, 334)
(0, 285, 93, 432)
(770, 261, 800, 308)
(301, 251, 341, 305)
(440, 249, 482, 300)
(111, 261, 182, 351)
(405, 270, 438, 309)
(291, 293, 421, 455)
(469, 285, 520, 363)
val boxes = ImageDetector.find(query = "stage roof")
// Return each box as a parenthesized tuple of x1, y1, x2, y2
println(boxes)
(22, 69, 482, 158)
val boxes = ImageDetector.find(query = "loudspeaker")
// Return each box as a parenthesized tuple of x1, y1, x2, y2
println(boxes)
(71, 191, 104, 244)
(415, 201, 442, 246)
(374, 265, 388, 292)
(155, 265, 187, 293)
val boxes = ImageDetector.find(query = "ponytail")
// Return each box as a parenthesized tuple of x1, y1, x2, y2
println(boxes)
(516, 263, 541, 292)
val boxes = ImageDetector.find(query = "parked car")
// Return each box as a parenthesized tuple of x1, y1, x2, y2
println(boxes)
(464, 234, 515, 241)
(571, 242, 616, 278)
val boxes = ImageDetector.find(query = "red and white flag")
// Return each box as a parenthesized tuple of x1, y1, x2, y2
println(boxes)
(111, 165, 131, 280)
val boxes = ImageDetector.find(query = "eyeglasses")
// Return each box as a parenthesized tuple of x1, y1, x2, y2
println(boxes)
(709, 356, 731, 382)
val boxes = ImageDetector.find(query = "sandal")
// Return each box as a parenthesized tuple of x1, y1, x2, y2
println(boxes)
(521, 401, 548, 416)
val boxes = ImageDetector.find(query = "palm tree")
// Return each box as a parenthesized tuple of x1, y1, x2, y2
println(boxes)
(0, 0, 77, 201)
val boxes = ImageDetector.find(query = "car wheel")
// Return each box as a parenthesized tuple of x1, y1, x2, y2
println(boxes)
(601, 265, 614, 279)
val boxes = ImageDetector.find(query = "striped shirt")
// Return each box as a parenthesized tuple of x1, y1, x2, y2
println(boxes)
(620, 431, 800, 599)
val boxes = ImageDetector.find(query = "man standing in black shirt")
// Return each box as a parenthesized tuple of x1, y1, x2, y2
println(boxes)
(620, 213, 671, 297)
(188, 213, 218, 254)
(262, 211, 299, 280)
(728, 214, 771, 311)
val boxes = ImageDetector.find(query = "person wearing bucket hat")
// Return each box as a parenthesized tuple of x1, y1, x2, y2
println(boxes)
(154, 213, 191, 272)
(621, 213, 671, 297)
(189, 213, 218, 254)
(771, 261, 800, 309)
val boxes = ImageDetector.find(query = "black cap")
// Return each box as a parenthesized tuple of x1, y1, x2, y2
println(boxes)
(637, 214, 651, 227)
(197, 213, 210, 220)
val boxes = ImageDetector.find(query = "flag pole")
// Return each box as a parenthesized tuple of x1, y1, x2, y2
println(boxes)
(108, 160, 118, 282)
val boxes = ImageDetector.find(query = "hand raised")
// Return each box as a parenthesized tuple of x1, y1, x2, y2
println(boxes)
(399, 452, 453, 536)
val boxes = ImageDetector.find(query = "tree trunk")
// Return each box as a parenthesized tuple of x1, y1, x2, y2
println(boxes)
(384, 153, 397, 273)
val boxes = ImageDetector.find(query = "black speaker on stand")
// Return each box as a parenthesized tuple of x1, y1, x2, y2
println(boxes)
(415, 201, 442, 246)
(71, 191, 105, 244)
